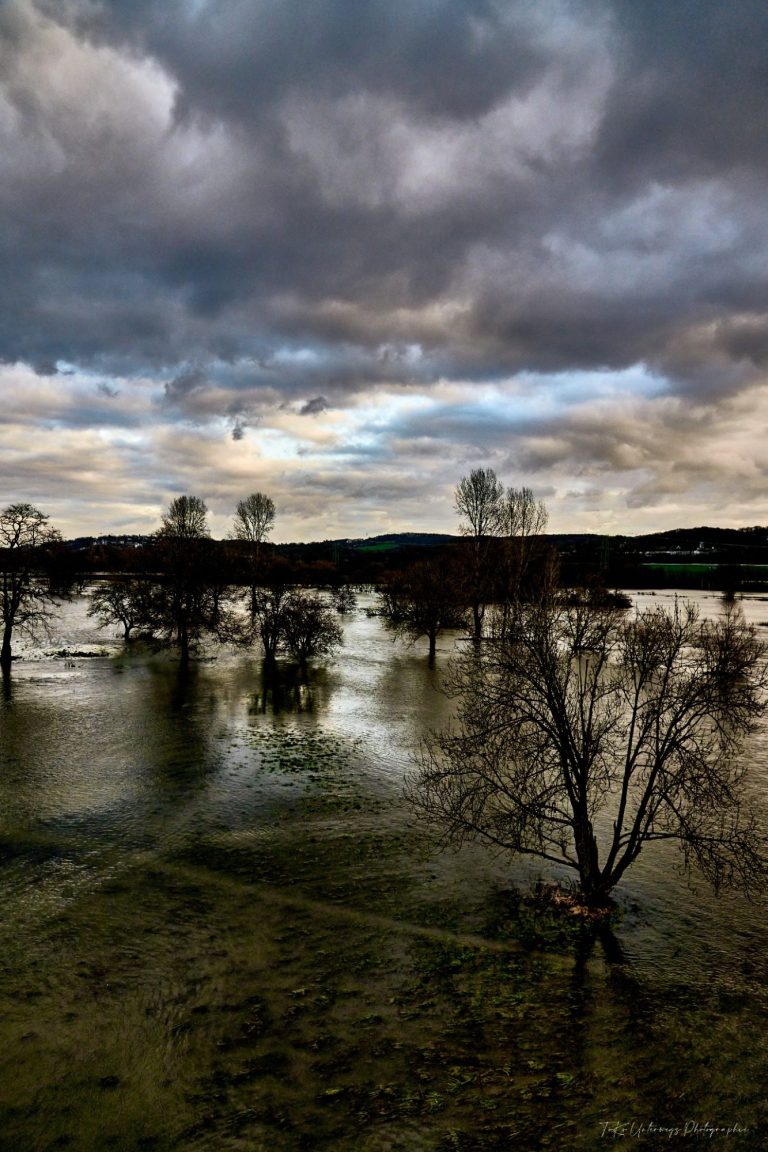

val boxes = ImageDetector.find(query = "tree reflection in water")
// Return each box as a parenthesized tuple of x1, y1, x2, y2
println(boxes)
(251, 660, 328, 714)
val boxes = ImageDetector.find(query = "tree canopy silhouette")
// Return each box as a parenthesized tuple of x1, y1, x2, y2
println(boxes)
(409, 597, 768, 906)
(153, 495, 222, 661)
(0, 503, 61, 671)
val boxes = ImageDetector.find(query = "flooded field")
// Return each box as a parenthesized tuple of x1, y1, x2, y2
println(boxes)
(1, 591, 767, 1149)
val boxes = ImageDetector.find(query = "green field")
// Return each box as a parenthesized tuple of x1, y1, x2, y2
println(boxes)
(642, 562, 768, 574)
(355, 541, 400, 554)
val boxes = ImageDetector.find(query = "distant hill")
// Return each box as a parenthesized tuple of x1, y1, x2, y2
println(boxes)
(339, 532, 457, 552)
(64, 526, 768, 548)
(58, 526, 768, 591)
(63, 530, 457, 552)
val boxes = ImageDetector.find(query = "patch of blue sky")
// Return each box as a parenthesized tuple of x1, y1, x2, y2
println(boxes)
(41, 404, 140, 431)
(383, 364, 668, 437)
(99, 429, 147, 451)
(324, 440, 391, 461)
(355, 388, 435, 420)
(382, 395, 537, 442)
(513, 363, 668, 406)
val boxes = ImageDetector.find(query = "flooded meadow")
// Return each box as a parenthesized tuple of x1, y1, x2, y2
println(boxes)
(1, 591, 767, 1150)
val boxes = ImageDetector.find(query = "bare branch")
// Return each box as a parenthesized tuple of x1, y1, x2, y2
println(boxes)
(407, 597, 768, 905)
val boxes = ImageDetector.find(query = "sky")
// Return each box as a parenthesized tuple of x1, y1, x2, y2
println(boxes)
(2, 0, 768, 541)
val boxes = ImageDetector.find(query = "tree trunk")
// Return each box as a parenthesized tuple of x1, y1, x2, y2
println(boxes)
(574, 816, 608, 905)
(0, 623, 12, 671)
(472, 601, 483, 641)
(179, 618, 189, 663)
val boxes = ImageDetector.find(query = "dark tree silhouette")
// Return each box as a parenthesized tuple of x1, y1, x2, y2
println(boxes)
(282, 591, 343, 670)
(160, 495, 210, 540)
(410, 597, 768, 906)
(87, 577, 158, 641)
(331, 584, 357, 614)
(233, 492, 275, 551)
(380, 559, 466, 663)
(250, 584, 291, 663)
(454, 467, 504, 640)
(153, 496, 219, 662)
(500, 486, 549, 602)
(0, 503, 61, 671)
(249, 586, 342, 668)
(232, 492, 276, 614)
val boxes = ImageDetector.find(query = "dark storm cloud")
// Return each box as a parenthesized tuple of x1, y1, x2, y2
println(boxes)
(299, 396, 329, 416)
(84, 0, 547, 123)
(598, 1, 768, 185)
(4, 0, 768, 537)
(0, 0, 602, 381)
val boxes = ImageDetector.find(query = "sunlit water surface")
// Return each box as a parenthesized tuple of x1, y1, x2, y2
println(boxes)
(1, 590, 767, 1150)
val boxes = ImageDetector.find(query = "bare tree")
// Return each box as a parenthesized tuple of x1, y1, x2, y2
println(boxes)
(87, 577, 158, 641)
(159, 495, 210, 540)
(454, 468, 504, 542)
(331, 584, 357, 614)
(251, 584, 291, 663)
(233, 492, 276, 614)
(409, 598, 768, 906)
(282, 591, 343, 670)
(501, 486, 548, 541)
(380, 559, 467, 664)
(233, 492, 275, 549)
(153, 495, 216, 662)
(0, 503, 62, 670)
(496, 487, 552, 628)
(501, 486, 547, 592)
(248, 585, 342, 668)
(454, 468, 504, 640)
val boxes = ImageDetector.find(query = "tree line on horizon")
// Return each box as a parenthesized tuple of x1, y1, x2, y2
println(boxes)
(0, 481, 564, 670)
(0, 475, 757, 671)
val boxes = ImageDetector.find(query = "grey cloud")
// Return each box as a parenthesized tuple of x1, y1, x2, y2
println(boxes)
(4, 0, 768, 538)
(0, 0, 607, 382)
(87, 0, 548, 124)
(597, 1, 768, 186)
(299, 396, 329, 416)
(514, 404, 704, 474)
(292, 468, 426, 505)
(164, 366, 208, 401)
(714, 315, 768, 370)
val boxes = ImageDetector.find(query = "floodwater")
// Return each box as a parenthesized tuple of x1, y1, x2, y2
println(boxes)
(1, 590, 767, 1150)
